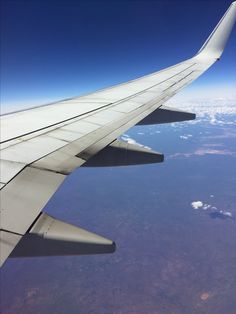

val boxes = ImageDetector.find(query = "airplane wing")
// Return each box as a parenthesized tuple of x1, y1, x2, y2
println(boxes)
(1, 2, 236, 267)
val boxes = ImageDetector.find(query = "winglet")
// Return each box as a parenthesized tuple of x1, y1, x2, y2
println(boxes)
(196, 2, 236, 60)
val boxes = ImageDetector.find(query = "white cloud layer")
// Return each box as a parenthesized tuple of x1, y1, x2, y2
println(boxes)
(166, 98, 236, 126)
(170, 148, 236, 159)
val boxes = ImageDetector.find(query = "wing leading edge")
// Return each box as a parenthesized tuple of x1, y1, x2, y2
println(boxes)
(0, 2, 236, 267)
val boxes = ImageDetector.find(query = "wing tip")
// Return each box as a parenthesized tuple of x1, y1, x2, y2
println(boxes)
(196, 1, 236, 60)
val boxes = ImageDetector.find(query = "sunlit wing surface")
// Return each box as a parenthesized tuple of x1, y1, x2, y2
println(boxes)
(1, 2, 236, 267)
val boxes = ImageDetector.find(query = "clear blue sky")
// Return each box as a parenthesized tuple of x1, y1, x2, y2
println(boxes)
(1, 0, 236, 110)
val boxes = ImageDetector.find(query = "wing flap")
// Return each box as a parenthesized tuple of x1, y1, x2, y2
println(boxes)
(1, 167, 65, 235)
(0, 231, 22, 267)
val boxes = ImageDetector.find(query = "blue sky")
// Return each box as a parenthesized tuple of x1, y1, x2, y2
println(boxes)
(1, 0, 235, 111)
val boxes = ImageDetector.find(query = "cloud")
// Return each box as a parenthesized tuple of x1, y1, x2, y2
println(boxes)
(120, 135, 151, 150)
(165, 98, 236, 126)
(220, 211, 233, 218)
(201, 130, 236, 140)
(203, 204, 211, 210)
(209, 211, 234, 220)
(191, 201, 203, 209)
(191, 200, 234, 220)
(180, 134, 193, 140)
(193, 148, 236, 156)
(202, 144, 223, 148)
(121, 137, 136, 145)
(169, 148, 236, 159)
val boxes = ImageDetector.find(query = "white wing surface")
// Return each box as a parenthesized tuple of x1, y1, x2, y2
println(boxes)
(1, 2, 236, 267)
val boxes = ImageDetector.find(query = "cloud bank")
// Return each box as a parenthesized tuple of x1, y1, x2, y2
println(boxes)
(191, 200, 234, 220)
